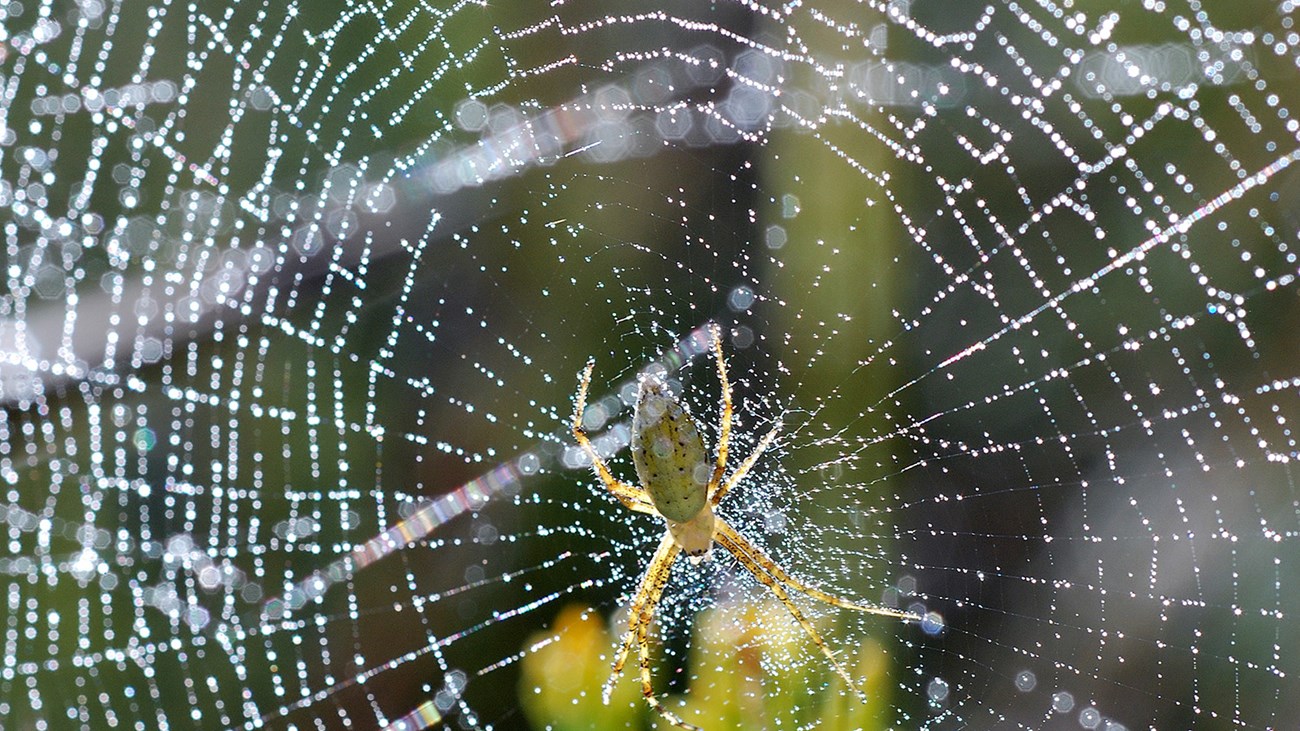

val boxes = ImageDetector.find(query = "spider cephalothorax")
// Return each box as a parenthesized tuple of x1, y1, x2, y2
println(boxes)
(572, 324, 917, 730)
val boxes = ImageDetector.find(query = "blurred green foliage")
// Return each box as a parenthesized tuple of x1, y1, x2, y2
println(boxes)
(519, 600, 894, 730)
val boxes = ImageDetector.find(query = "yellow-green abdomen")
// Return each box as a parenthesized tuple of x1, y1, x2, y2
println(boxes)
(631, 378, 710, 524)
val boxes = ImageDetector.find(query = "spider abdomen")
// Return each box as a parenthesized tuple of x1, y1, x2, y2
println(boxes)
(630, 377, 711, 524)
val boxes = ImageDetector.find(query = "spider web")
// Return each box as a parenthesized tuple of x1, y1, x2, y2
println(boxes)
(2, 0, 1298, 729)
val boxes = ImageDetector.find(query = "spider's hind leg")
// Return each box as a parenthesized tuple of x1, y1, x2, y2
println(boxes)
(635, 608, 702, 731)
(603, 532, 680, 702)
(716, 518, 921, 622)
(601, 532, 697, 730)
(714, 520, 872, 705)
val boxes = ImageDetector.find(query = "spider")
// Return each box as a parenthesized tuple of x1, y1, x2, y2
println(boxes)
(571, 324, 919, 730)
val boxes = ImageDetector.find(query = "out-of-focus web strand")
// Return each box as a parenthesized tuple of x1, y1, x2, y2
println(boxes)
(256, 550, 581, 726)
(931, 148, 1300, 373)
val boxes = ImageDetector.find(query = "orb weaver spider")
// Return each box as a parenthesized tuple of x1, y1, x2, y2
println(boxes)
(571, 324, 919, 730)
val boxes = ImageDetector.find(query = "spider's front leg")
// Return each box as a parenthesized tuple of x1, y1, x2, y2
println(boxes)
(704, 323, 733, 500)
(710, 420, 780, 507)
(572, 359, 657, 515)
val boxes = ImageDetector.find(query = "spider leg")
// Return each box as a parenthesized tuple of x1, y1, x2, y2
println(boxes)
(573, 359, 657, 515)
(715, 517, 921, 622)
(601, 533, 697, 731)
(710, 421, 780, 507)
(636, 602, 701, 731)
(714, 524, 870, 705)
(705, 323, 733, 500)
(603, 532, 680, 702)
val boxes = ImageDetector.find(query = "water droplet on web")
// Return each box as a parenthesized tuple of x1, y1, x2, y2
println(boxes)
(728, 285, 755, 312)
(920, 611, 945, 636)
(475, 523, 499, 545)
(926, 677, 949, 703)
(765, 224, 787, 249)
(780, 193, 800, 218)
(581, 401, 609, 431)
(763, 511, 787, 534)
(138, 338, 163, 363)
(291, 226, 325, 256)
(455, 100, 488, 131)
(434, 690, 457, 712)
(685, 44, 725, 85)
(517, 452, 540, 475)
